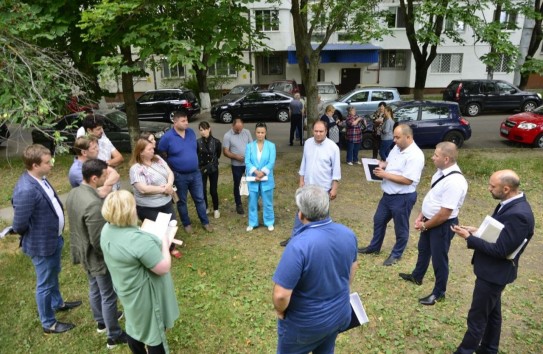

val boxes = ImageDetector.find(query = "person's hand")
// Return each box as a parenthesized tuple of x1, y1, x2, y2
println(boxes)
(373, 167, 386, 179)
(329, 188, 337, 200)
(451, 225, 472, 239)
(414, 219, 423, 231)
(276, 310, 285, 320)
(164, 184, 174, 195)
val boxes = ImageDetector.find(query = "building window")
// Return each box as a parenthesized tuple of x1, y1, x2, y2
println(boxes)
(495, 54, 511, 72)
(311, 32, 325, 42)
(386, 7, 406, 28)
(431, 54, 463, 73)
(338, 33, 356, 42)
(208, 60, 237, 77)
(496, 10, 517, 30)
(255, 10, 279, 31)
(261, 55, 283, 75)
(445, 19, 465, 32)
(381, 50, 406, 69)
(161, 60, 185, 78)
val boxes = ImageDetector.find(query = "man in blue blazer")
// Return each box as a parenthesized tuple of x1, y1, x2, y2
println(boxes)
(451, 169, 535, 354)
(12, 144, 81, 334)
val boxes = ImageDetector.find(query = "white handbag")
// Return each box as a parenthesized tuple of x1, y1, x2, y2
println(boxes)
(239, 176, 249, 196)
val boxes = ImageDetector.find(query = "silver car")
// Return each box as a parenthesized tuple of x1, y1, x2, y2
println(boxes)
(328, 87, 401, 118)
(317, 82, 339, 101)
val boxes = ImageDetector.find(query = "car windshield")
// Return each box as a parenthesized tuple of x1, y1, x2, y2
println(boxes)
(229, 86, 249, 95)
(105, 111, 128, 128)
(270, 82, 292, 92)
(337, 90, 358, 102)
(318, 85, 336, 94)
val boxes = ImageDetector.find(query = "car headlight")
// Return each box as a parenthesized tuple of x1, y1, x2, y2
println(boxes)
(517, 122, 537, 130)
(537, 93, 542, 99)
(220, 105, 229, 109)
(154, 131, 165, 139)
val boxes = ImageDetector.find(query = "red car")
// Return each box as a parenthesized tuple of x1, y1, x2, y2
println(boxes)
(500, 106, 543, 148)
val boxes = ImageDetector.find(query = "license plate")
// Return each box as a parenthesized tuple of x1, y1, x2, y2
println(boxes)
(500, 128, 509, 135)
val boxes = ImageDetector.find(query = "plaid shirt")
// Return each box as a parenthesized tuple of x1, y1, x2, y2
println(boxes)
(344, 114, 365, 143)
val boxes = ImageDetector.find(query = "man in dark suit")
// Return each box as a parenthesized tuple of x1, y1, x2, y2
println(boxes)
(451, 169, 535, 354)
(12, 144, 81, 334)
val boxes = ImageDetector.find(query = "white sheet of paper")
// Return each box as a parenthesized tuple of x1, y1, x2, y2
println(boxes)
(350, 292, 369, 325)
(474, 215, 504, 243)
(245, 176, 268, 182)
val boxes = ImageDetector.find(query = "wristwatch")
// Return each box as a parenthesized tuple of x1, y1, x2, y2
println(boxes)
(421, 222, 428, 232)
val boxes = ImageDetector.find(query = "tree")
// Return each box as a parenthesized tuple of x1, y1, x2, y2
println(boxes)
(290, 0, 385, 124)
(519, 0, 543, 89)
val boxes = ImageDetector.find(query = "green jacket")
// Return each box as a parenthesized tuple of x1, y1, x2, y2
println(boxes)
(66, 184, 107, 276)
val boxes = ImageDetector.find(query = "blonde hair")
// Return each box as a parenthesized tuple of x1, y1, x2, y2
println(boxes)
(101, 190, 138, 227)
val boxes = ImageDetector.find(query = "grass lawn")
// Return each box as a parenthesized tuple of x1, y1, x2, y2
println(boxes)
(0, 148, 542, 353)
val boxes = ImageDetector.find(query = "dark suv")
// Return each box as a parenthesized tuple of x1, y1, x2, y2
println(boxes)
(117, 88, 200, 122)
(443, 79, 542, 117)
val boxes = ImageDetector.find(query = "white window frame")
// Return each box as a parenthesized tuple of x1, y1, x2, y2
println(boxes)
(380, 50, 407, 70)
(160, 60, 185, 79)
(261, 55, 283, 75)
(255, 10, 279, 32)
(445, 18, 465, 32)
(386, 7, 406, 29)
(208, 60, 237, 77)
(496, 10, 517, 30)
(495, 54, 511, 73)
(430, 54, 463, 73)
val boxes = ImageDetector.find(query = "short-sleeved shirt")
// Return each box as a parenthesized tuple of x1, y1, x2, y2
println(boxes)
(157, 128, 199, 173)
(76, 127, 117, 162)
(289, 99, 304, 115)
(381, 142, 425, 195)
(422, 164, 468, 219)
(273, 217, 357, 329)
(68, 158, 83, 187)
(100, 224, 179, 347)
(129, 157, 172, 207)
(223, 128, 252, 167)
(299, 137, 341, 191)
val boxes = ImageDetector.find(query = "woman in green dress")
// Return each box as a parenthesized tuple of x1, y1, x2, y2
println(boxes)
(101, 190, 179, 354)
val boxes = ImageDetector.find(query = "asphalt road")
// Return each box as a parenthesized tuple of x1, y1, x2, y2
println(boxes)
(0, 112, 532, 159)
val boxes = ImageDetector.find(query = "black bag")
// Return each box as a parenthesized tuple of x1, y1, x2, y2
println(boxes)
(201, 162, 218, 175)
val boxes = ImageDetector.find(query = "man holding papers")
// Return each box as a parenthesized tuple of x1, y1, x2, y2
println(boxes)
(272, 185, 358, 353)
(451, 170, 534, 354)
(399, 142, 468, 305)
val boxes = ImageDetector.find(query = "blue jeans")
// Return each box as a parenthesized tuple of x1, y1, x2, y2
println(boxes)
(367, 192, 417, 258)
(379, 139, 393, 160)
(248, 187, 274, 227)
(30, 236, 64, 328)
(277, 318, 342, 354)
(346, 141, 361, 163)
(88, 271, 122, 339)
(173, 170, 209, 227)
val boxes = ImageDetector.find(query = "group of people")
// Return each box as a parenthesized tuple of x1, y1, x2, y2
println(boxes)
(10, 104, 535, 353)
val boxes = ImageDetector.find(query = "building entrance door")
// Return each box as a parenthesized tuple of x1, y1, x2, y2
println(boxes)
(340, 68, 360, 94)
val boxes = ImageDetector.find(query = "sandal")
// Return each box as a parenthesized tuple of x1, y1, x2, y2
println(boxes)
(170, 249, 182, 258)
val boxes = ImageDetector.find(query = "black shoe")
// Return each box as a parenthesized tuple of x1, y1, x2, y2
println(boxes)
(43, 321, 75, 334)
(279, 238, 291, 247)
(56, 300, 82, 312)
(97, 311, 124, 333)
(383, 255, 401, 266)
(399, 273, 422, 286)
(358, 246, 379, 254)
(419, 293, 445, 306)
(236, 205, 244, 215)
(107, 331, 128, 349)
(289, 142, 293, 146)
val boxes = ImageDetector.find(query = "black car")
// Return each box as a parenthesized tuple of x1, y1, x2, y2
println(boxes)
(219, 84, 260, 103)
(31, 110, 171, 154)
(0, 122, 10, 145)
(443, 79, 542, 117)
(211, 90, 293, 123)
(117, 88, 200, 123)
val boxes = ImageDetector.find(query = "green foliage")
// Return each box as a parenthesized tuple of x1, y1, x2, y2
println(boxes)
(521, 57, 543, 75)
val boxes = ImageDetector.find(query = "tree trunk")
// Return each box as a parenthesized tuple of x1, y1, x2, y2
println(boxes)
(195, 67, 210, 111)
(120, 45, 140, 148)
(519, 1, 543, 89)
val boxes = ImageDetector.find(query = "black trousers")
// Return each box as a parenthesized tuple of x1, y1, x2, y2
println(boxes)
(127, 334, 166, 354)
(201, 170, 219, 211)
(231, 165, 245, 207)
(136, 202, 176, 251)
(289, 114, 303, 145)
(372, 134, 381, 159)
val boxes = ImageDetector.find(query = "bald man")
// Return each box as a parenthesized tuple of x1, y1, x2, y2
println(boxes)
(451, 170, 534, 354)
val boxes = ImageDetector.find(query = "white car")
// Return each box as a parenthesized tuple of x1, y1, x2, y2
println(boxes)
(317, 82, 339, 101)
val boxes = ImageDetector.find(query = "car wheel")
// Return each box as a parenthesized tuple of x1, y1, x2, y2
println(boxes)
(465, 103, 480, 117)
(522, 101, 538, 112)
(277, 109, 289, 122)
(534, 133, 543, 148)
(220, 111, 233, 124)
(362, 133, 373, 150)
(444, 131, 464, 148)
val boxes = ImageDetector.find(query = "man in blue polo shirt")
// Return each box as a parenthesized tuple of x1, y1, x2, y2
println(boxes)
(272, 185, 358, 353)
(158, 110, 212, 233)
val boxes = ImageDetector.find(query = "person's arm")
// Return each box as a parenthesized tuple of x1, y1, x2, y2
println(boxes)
(223, 147, 243, 162)
(415, 207, 453, 231)
(373, 167, 413, 185)
(150, 232, 172, 276)
(12, 187, 35, 235)
(97, 167, 120, 198)
(349, 261, 358, 286)
(216, 139, 222, 159)
(86, 202, 106, 256)
(107, 149, 124, 168)
(272, 283, 293, 319)
(329, 180, 339, 200)
(245, 143, 257, 176)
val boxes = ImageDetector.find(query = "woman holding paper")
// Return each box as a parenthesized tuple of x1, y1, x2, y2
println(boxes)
(129, 137, 180, 258)
(245, 122, 276, 232)
(101, 190, 179, 354)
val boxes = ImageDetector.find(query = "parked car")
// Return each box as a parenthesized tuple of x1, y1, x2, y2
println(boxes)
(220, 84, 260, 103)
(116, 88, 200, 123)
(0, 123, 10, 145)
(442, 79, 542, 117)
(31, 110, 171, 154)
(211, 90, 293, 123)
(317, 81, 339, 101)
(389, 101, 471, 148)
(500, 106, 543, 148)
(328, 87, 401, 119)
(267, 80, 300, 95)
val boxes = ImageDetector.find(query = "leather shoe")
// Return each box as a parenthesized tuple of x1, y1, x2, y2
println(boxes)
(279, 238, 290, 247)
(399, 273, 422, 286)
(358, 246, 379, 254)
(203, 224, 213, 233)
(236, 205, 244, 215)
(56, 301, 82, 312)
(419, 293, 445, 306)
(383, 255, 400, 266)
(43, 321, 75, 334)
(184, 225, 193, 234)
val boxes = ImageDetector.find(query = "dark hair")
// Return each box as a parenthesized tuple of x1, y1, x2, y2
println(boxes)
(378, 101, 387, 108)
(172, 110, 188, 120)
(312, 119, 327, 130)
(255, 122, 267, 130)
(198, 121, 210, 130)
(233, 117, 244, 125)
(82, 113, 105, 131)
(82, 159, 108, 183)
(73, 136, 98, 156)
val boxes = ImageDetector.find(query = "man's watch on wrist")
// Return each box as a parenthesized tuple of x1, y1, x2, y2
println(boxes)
(421, 222, 428, 232)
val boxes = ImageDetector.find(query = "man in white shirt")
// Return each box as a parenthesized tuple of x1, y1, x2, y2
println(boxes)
(76, 114, 124, 168)
(358, 124, 425, 266)
(399, 142, 468, 305)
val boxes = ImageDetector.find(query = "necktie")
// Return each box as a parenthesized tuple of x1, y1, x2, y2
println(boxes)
(492, 203, 501, 217)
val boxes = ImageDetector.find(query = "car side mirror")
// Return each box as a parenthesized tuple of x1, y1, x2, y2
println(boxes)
(510, 89, 516, 94)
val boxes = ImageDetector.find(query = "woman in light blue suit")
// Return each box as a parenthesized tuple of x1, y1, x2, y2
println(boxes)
(245, 122, 276, 232)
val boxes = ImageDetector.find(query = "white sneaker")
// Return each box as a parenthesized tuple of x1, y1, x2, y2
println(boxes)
(206, 208, 211, 215)
(356, 160, 362, 165)
(347, 162, 353, 166)
(214, 210, 220, 219)
(268, 225, 274, 231)
(246, 226, 253, 232)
